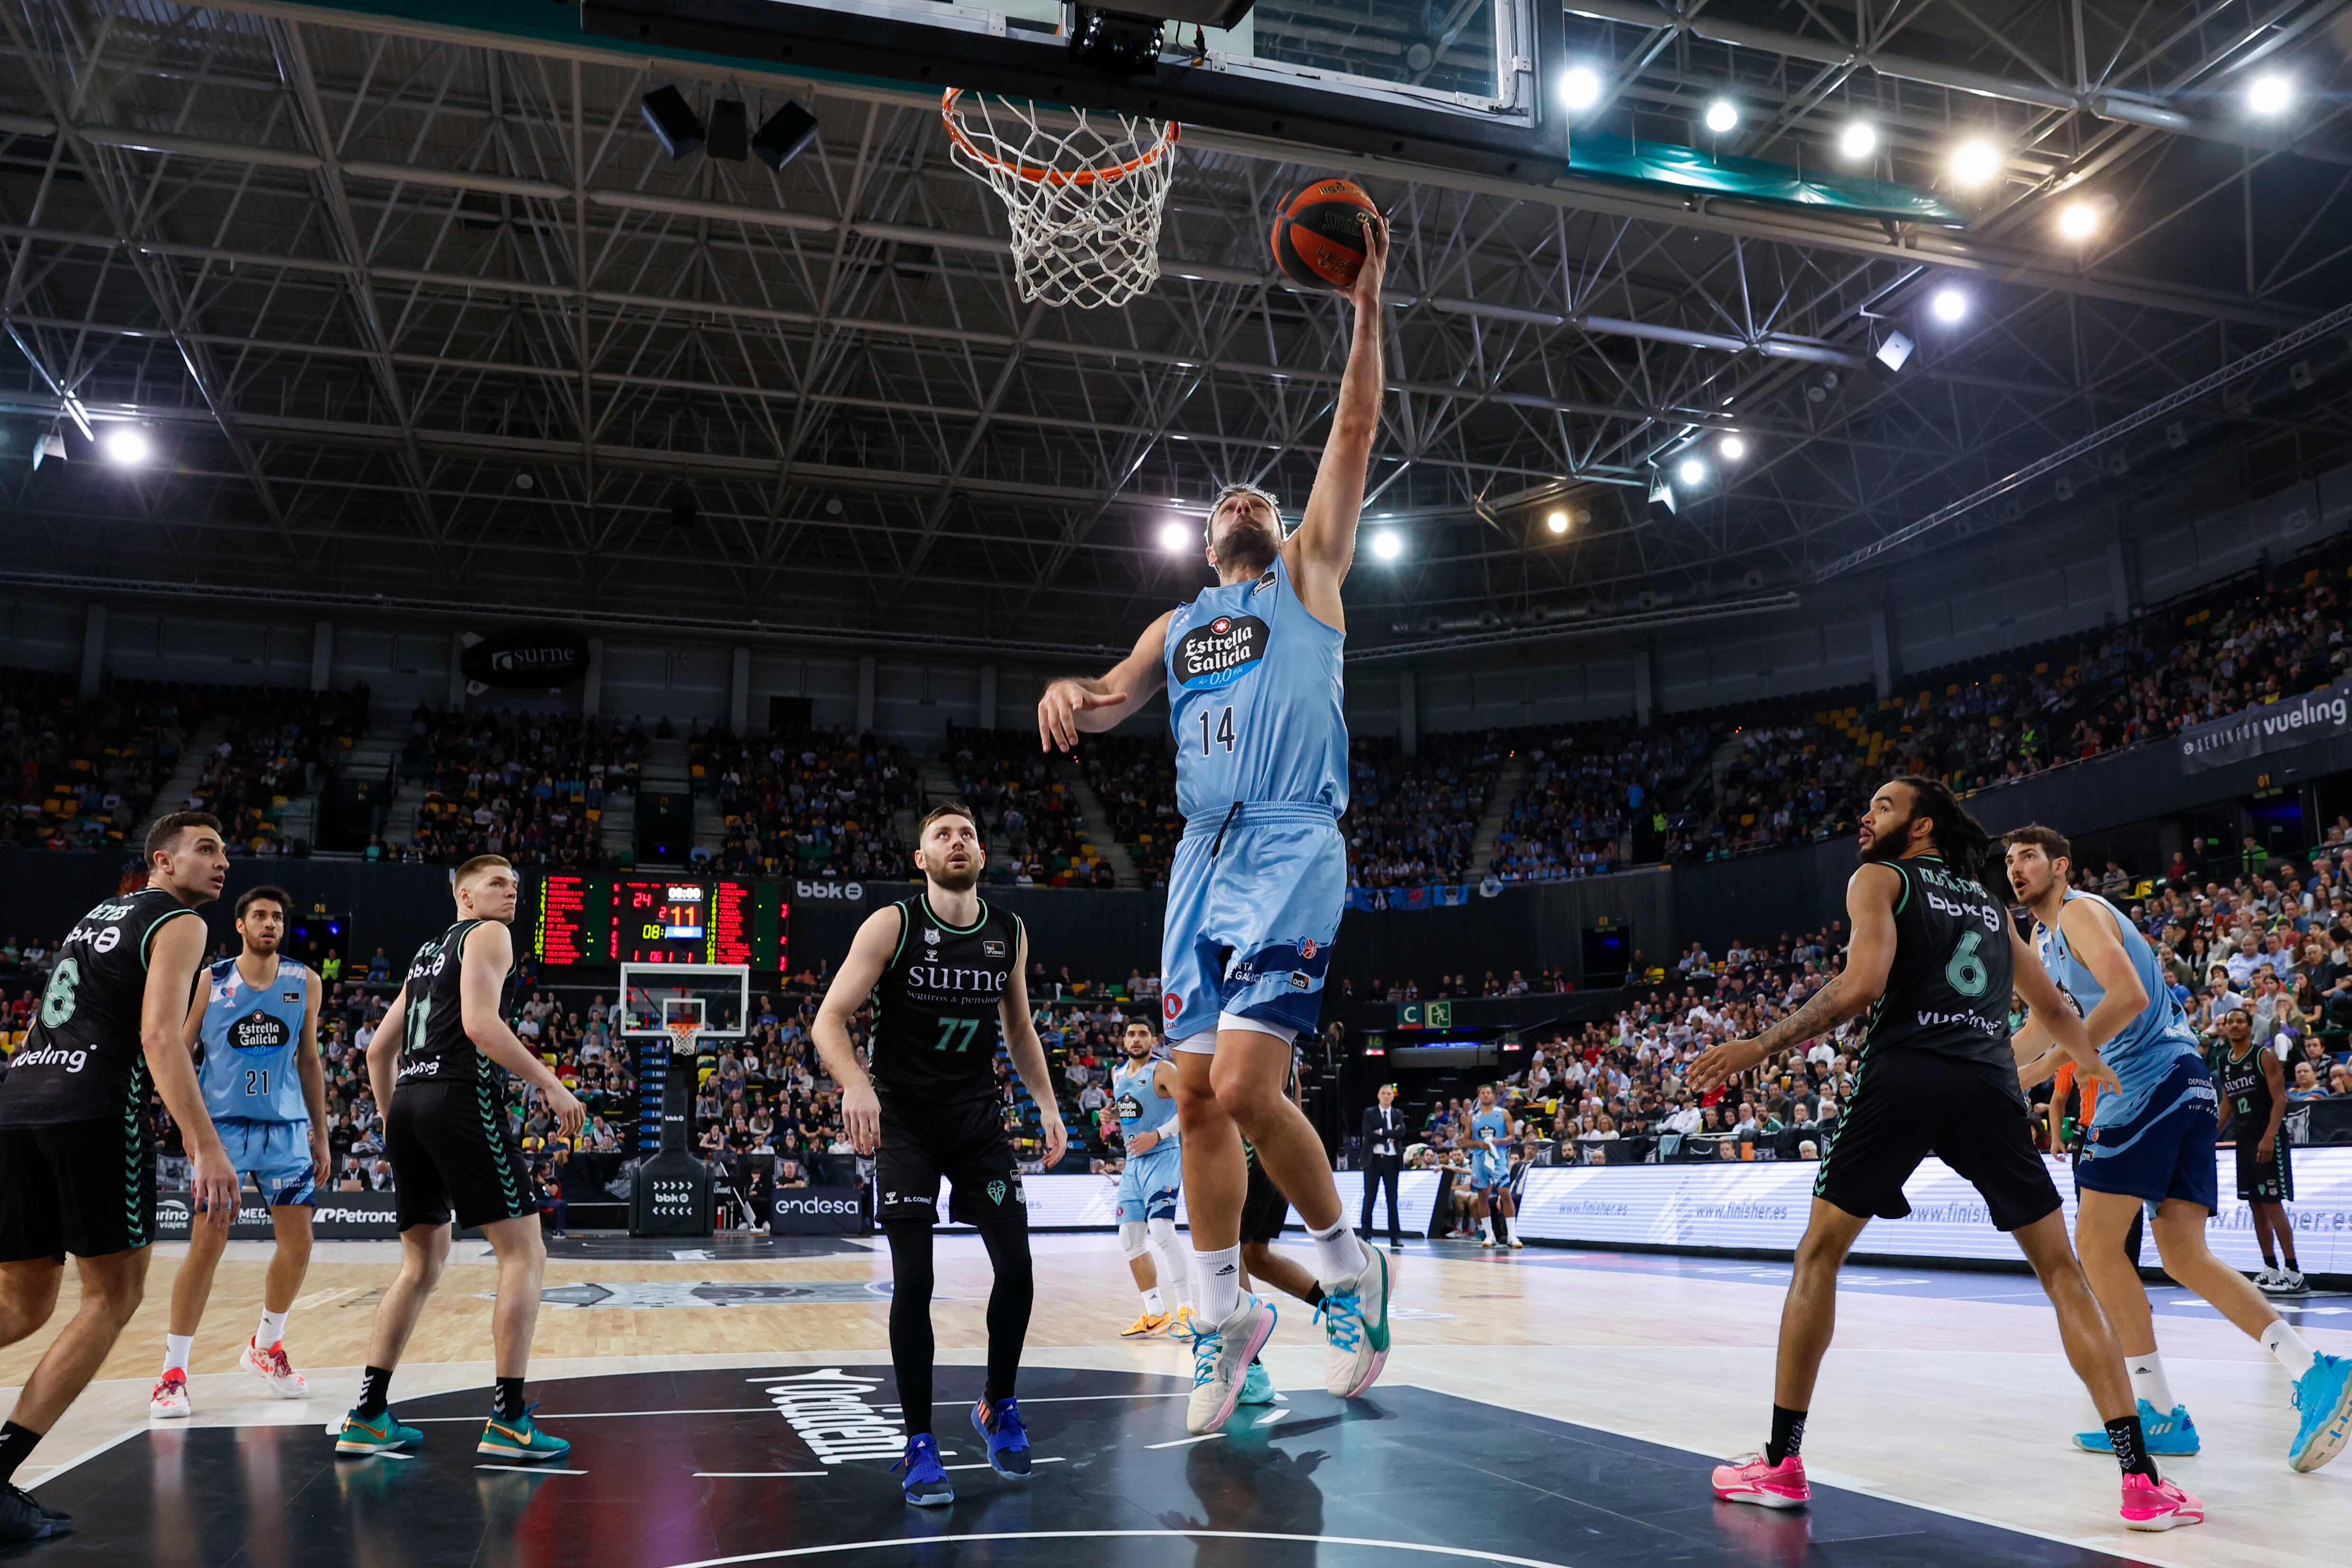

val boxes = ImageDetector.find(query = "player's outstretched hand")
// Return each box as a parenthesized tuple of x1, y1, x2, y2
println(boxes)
(1687, 1036, 1768, 1094)
(1346, 209, 1390, 315)
(192, 1142, 240, 1232)
(548, 1083, 587, 1142)
(1041, 1111, 1069, 1170)
(1037, 679, 1128, 753)
(844, 1080, 882, 1156)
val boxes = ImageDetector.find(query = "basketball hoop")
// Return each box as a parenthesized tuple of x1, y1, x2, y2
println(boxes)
(943, 88, 1178, 309)
(666, 1020, 702, 1060)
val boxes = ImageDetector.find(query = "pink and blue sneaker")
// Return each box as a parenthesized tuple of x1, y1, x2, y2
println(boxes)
(1711, 1453, 1809, 1509)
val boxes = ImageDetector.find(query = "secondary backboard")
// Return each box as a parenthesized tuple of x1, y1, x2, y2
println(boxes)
(581, 0, 1568, 180)
(620, 963, 752, 1040)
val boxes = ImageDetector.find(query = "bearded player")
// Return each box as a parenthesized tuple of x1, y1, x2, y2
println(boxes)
(1041, 212, 1394, 1437)
(1111, 1018, 1195, 1337)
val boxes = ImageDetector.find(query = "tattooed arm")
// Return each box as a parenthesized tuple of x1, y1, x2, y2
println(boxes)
(1688, 863, 1902, 1093)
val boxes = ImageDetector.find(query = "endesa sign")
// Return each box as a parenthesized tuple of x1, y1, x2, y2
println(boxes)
(772, 1186, 869, 1235)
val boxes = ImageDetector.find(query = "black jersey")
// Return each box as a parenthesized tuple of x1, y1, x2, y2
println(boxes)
(1856, 855, 2018, 1081)
(868, 894, 1022, 1106)
(0, 887, 200, 1129)
(394, 919, 517, 1086)
(2214, 1039, 2274, 1134)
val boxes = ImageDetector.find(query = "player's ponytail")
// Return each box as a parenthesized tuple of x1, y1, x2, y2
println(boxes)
(1892, 775, 1993, 886)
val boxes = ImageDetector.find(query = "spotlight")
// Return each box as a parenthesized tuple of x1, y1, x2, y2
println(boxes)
(1069, 5, 1166, 78)
(2247, 72, 2294, 118)
(1704, 99, 1739, 135)
(1545, 509, 1571, 535)
(1559, 65, 1603, 113)
(1838, 120, 1876, 161)
(1930, 286, 1968, 324)
(1156, 520, 1191, 552)
(2056, 200, 2100, 241)
(1648, 475, 1677, 513)
(102, 428, 149, 466)
(640, 85, 705, 160)
(1875, 330, 1915, 372)
(754, 102, 821, 170)
(1677, 456, 1706, 486)
(1371, 530, 1404, 562)
(1949, 138, 2001, 188)
(1719, 435, 1747, 461)
(706, 98, 749, 162)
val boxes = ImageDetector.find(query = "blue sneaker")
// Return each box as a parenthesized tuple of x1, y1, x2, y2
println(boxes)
(970, 1396, 1032, 1479)
(2072, 1398, 2199, 1456)
(477, 1406, 570, 1462)
(891, 1433, 954, 1506)
(2289, 1353, 2352, 1473)
(1238, 1360, 1275, 1406)
(336, 1407, 424, 1456)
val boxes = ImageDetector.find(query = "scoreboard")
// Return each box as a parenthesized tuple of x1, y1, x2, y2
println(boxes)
(527, 874, 787, 970)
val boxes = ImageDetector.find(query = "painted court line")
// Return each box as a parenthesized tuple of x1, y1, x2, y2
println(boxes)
(695, 1471, 829, 1478)
(1143, 1432, 1223, 1449)
(410, 1408, 768, 1421)
(943, 1457, 1067, 1470)
(476, 1464, 588, 1475)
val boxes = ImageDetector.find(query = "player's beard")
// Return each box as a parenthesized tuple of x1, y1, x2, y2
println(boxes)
(1856, 808, 1917, 865)
(927, 858, 981, 893)
(1213, 516, 1279, 577)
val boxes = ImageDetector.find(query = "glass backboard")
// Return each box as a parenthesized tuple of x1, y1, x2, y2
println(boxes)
(619, 963, 752, 1041)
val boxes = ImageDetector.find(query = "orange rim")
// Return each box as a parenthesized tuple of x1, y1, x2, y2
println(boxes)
(942, 87, 1179, 188)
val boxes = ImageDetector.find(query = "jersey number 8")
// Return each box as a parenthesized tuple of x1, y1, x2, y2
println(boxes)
(38, 957, 80, 1030)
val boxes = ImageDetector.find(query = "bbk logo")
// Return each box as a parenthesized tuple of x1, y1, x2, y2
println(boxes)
(794, 881, 866, 902)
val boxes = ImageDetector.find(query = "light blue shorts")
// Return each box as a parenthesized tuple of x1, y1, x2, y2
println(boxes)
(216, 1117, 317, 1208)
(1160, 803, 1344, 1047)
(1116, 1146, 1183, 1224)
(1470, 1151, 1510, 1190)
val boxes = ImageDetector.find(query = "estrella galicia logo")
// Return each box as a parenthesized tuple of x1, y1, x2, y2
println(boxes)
(1174, 614, 1269, 690)
(987, 1179, 1009, 1205)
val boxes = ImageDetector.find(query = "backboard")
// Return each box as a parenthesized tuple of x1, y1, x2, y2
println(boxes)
(619, 963, 752, 1041)
(580, 0, 1568, 180)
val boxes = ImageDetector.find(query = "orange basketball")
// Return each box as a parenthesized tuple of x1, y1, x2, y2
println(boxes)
(1270, 177, 1380, 291)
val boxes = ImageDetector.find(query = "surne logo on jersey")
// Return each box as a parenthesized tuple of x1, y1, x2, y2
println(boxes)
(1175, 614, 1269, 690)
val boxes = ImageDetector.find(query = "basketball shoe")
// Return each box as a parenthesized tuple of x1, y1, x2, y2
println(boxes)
(478, 1407, 569, 1462)
(2073, 1399, 2199, 1456)
(335, 1408, 423, 1456)
(1317, 1241, 1393, 1399)
(150, 1368, 193, 1420)
(970, 1396, 1033, 1478)
(2119, 1473, 2203, 1531)
(1120, 1309, 1170, 1338)
(1711, 1453, 1809, 1508)
(1185, 1293, 1277, 1435)
(241, 1338, 308, 1399)
(1238, 1360, 1275, 1406)
(892, 1434, 953, 1506)
(2289, 1352, 2352, 1473)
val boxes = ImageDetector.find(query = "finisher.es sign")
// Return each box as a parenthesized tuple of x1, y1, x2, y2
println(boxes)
(2179, 680, 2352, 773)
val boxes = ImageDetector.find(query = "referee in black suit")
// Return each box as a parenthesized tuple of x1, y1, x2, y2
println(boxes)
(1359, 1084, 1406, 1249)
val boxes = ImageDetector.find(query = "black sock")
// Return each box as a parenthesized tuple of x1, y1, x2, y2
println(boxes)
(1765, 1405, 1807, 1468)
(1304, 1281, 1325, 1309)
(356, 1366, 393, 1420)
(2107, 1415, 2159, 1480)
(883, 1221, 937, 1437)
(979, 1221, 1035, 1409)
(0, 1422, 40, 1488)
(494, 1377, 526, 1424)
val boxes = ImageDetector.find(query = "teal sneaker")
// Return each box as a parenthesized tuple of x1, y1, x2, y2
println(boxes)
(2072, 1398, 2199, 1456)
(2289, 1353, 2352, 1473)
(891, 1433, 954, 1506)
(335, 1407, 423, 1456)
(1238, 1359, 1275, 1406)
(477, 1406, 571, 1462)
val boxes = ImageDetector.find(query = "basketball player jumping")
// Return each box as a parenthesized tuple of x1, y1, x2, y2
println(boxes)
(1691, 778, 2202, 1530)
(1039, 212, 1395, 1437)
(336, 855, 583, 1464)
(2004, 825, 2352, 1473)
(1112, 1018, 1195, 1338)
(151, 884, 326, 1418)
(0, 812, 241, 1544)
(817, 803, 1069, 1507)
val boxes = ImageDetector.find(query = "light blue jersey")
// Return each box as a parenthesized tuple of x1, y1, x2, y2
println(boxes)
(1469, 1105, 1512, 1185)
(1165, 553, 1347, 821)
(198, 955, 312, 1124)
(1114, 1058, 1178, 1143)
(2034, 891, 2200, 1129)
(1113, 1056, 1182, 1223)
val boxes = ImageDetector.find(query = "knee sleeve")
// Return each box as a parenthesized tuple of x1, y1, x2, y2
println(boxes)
(1148, 1216, 1180, 1253)
(1120, 1221, 1152, 1260)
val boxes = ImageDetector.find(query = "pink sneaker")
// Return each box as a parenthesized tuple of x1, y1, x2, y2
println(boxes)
(1712, 1452, 1810, 1508)
(2119, 1473, 2204, 1531)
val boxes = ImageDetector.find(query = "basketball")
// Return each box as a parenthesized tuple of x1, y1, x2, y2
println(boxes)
(1270, 177, 1381, 291)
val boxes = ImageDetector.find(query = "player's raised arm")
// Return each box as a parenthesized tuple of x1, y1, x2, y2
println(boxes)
(812, 905, 904, 1154)
(998, 923, 1066, 1168)
(146, 912, 236, 1228)
(1038, 609, 1174, 753)
(1285, 210, 1390, 620)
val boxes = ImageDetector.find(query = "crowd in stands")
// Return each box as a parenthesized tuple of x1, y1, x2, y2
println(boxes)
(1489, 722, 1713, 883)
(175, 685, 372, 857)
(1344, 736, 1504, 889)
(399, 706, 647, 868)
(1074, 733, 1185, 885)
(945, 726, 1115, 888)
(694, 725, 917, 880)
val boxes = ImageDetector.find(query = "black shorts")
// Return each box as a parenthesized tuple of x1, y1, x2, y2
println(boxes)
(1814, 1049, 2060, 1233)
(1241, 1155, 1290, 1245)
(0, 1117, 157, 1261)
(875, 1093, 1023, 1228)
(386, 1078, 534, 1232)
(2235, 1133, 2294, 1203)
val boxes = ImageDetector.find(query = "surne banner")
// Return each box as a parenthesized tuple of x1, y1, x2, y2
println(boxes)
(460, 629, 591, 693)
(2178, 680, 2352, 773)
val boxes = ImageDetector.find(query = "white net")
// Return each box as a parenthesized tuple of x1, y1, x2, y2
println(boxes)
(943, 88, 1179, 310)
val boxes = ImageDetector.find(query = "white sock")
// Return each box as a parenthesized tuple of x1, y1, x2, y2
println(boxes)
(1154, 1239, 1193, 1310)
(256, 1308, 289, 1348)
(2127, 1352, 2176, 1413)
(1195, 1245, 1242, 1323)
(1141, 1287, 1165, 1316)
(1480, 1216, 1495, 1242)
(164, 1334, 194, 1374)
(2263, 1318, 2318, 1380)
(1309, 1218, 1363, 1284)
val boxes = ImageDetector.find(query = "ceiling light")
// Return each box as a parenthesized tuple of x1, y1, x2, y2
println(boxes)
(1949, 138, 2001, 188)
(1875, 330, 1914, 372)
(102, 428, 150, 465)
(1838, 120, 1876, 161)
(1704, 99, 1739, 135)
(1371, 530, 1404, 562)
(1930, 286, 1968, 324)
(2247, 72, 2294, 118)
(1156, 520, 1191, 553)
(2056, 200, 2100, 241)
(1677, 457, 1706, 486)
(1719, 435, 1747, 461)
(1545, 509, 1571, 535)
(1559, 65, 1603, 113)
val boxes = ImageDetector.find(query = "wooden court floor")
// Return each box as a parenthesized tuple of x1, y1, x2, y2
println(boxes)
(4, 1232, 2348, 1568)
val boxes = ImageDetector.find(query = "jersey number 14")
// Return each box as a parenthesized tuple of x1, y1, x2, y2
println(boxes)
(1196, 706, 1236, 756)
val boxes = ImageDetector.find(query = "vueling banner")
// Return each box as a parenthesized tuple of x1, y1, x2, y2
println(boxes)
(2178, 682, 2352, 773)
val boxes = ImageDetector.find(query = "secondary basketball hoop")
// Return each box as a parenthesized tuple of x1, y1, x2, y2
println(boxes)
(942, 87, 1178, 309)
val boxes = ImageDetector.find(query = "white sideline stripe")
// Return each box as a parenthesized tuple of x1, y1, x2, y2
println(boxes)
(695, 1471, 829, 1478)
(658, 1528, 1580, 1567)
(409, 1407, 768, 1422)
(1143, 1432, 1223, 1449)
(943, 1457, 1066, 1470)
(476, 1464, 588, 1474)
